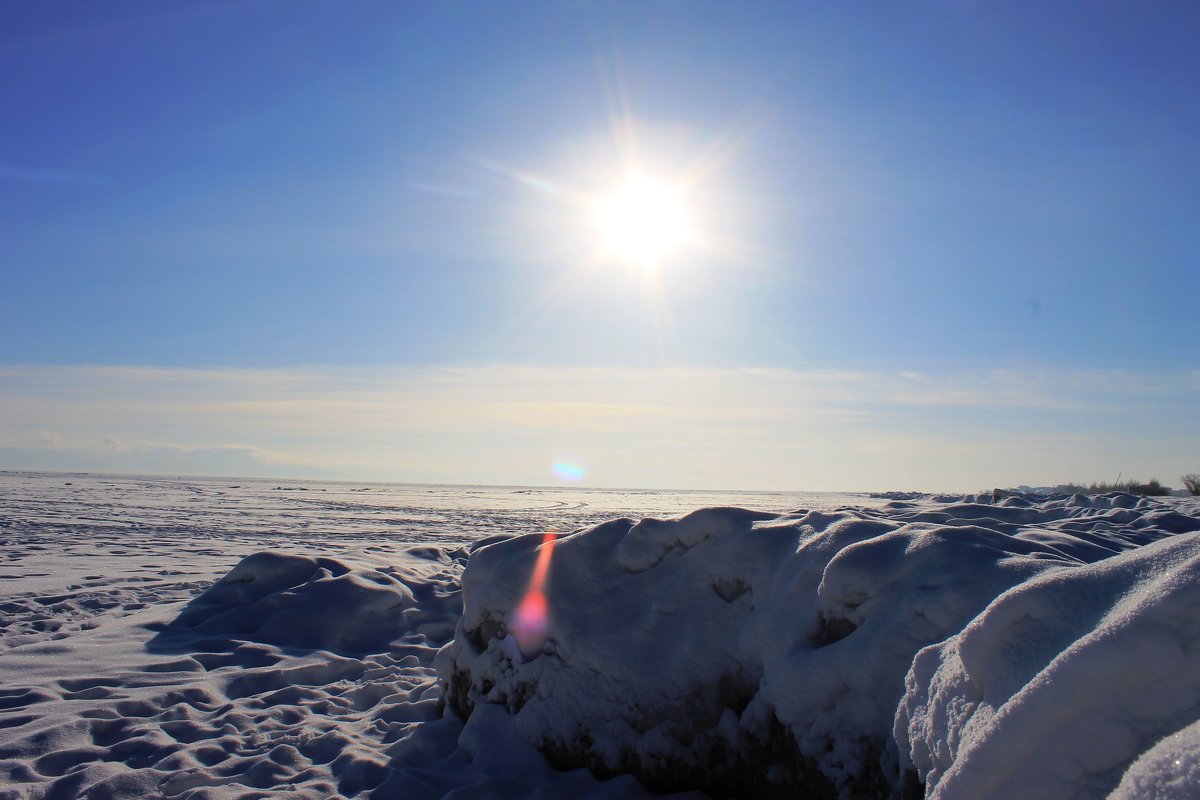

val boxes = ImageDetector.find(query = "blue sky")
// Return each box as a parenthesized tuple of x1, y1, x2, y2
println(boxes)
(2, 1, 1198, 489)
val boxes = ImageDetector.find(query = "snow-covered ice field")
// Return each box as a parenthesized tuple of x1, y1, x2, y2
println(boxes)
(0, 473, 851, 799)
(2, 472, 1199, 799)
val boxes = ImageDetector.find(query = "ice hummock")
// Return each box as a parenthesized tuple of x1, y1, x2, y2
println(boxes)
(441, 493, 1200, 797)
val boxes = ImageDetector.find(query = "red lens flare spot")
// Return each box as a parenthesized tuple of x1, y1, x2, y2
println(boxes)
(511, 531, 557, 657)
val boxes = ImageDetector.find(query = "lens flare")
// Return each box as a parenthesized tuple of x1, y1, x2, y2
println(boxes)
(511, 531, 557, 658)
(552, 461, 584, 481)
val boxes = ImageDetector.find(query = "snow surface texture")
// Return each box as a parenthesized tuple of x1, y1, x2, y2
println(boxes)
(444, 492, 1200, 798)
(898, 531, 1200, 799)
(3, 473, 1200, 799)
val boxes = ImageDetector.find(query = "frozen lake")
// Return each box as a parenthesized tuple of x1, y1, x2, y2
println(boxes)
(0, 472, 881, 595)
(2, 471, 1198, 799)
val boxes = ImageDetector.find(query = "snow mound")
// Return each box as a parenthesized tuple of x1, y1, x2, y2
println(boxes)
(156, 550, 446, 653)
(898, 531, 1200, 799)
(442, 496, 1200, 797)
(1110, 719, 1200, 799)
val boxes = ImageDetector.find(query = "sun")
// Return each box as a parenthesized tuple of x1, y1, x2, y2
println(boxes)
(594, 174, 690, 267)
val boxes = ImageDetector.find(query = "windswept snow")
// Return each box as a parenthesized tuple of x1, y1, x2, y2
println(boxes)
(2, 473, 1199, 798)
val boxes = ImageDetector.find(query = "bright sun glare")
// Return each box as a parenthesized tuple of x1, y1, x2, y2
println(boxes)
(595, 174, 690, 267)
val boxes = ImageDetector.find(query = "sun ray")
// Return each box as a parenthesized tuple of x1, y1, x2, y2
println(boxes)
(460, 45, 765, 361)
(592, 36, 640, 174)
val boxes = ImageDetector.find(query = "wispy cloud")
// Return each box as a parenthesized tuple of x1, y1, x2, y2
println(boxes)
(0, 364, 1195, 490)
(0, 440, 324, 480)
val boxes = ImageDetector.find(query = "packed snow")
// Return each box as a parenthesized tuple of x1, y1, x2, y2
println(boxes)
(1, 473, 1198, 798)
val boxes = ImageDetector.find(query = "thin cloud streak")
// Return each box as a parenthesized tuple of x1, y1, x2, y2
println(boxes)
(0, 364, 1196, 491)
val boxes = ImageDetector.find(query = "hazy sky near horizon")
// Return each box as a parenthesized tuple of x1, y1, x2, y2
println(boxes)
(2, 2, 1198, 490)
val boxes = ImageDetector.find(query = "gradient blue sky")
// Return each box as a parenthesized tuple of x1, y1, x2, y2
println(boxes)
(2, 1, 1198, 490)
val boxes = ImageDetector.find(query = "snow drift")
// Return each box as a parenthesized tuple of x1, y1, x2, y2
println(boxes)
(441, 493, 1200, 797)
(151, 550, 458, 654)
(898, 530, 1200, 799)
